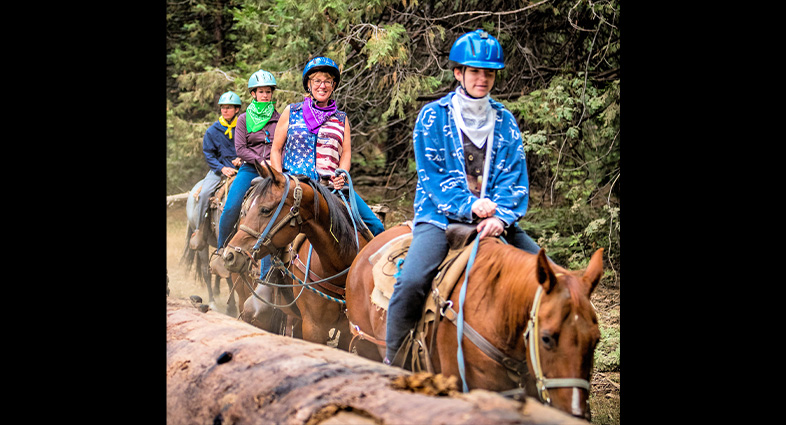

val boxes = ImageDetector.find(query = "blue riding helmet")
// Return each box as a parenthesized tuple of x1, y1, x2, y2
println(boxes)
(248, 70, 277, 92)
(448, 29, 505, 70)
(218, 91, 242, 106)
(302, 56, 341, 91)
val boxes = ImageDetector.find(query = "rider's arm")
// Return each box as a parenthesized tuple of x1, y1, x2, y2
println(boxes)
(270, 104, 290, 173)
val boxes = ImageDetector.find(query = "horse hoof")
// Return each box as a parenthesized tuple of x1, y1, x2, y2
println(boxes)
(190, 295, 203, 305)
(198, 304, 210, 313)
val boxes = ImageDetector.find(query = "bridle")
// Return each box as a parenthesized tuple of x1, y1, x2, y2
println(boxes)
(434, 270, 591, 405)
(226, 174, 304, 266)
(523, 282, 591, 405)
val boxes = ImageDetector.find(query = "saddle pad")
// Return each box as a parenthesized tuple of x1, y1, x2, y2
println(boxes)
(370, 231, 475, 314)
(370, 233, 412, 310)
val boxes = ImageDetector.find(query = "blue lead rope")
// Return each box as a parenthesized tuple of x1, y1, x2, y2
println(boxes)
(334, 168, 369, 243)
(456, 235, 481, 393)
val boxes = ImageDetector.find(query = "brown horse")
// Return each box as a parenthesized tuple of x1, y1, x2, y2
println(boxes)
(221, 161, 373, 349)
(345, 226, 604, 420)
(180, 178, 237, 317)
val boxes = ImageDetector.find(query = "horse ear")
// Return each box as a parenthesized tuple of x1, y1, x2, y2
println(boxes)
(252, 160, 269, 178)
(536, 249, 558, 294)
(582, 248, 604, 296)
(252, 160, 279, 184)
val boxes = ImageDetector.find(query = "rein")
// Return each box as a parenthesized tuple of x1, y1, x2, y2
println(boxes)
(441, 244, 590, 404)
(237, 170, 367, 306)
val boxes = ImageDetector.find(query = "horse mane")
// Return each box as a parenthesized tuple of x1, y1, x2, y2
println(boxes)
(248, 174, 359, 259)
(471, 240, 586, 347)
(302, 176, 360, 259)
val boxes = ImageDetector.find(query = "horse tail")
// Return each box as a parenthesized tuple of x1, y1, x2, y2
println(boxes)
(180, 222, 196, 271)
(179, 222, 209, 286)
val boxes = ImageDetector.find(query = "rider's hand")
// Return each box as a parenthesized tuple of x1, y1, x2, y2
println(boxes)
(332, 173, 347, 190)
(221, 166, 237, 177)
(472, 198, 497, 218)
(477, 216, 505, 239)
(231, 157, 242, 167)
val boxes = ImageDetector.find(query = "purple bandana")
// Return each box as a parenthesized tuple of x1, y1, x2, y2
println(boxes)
(303, 96, 337, 134)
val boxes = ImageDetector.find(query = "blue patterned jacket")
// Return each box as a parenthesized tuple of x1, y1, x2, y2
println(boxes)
(411, 91, 529, 229)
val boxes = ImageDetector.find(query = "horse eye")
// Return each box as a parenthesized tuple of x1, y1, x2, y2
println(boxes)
(260, 207, 273, 216)
(541, 332, 557, 350)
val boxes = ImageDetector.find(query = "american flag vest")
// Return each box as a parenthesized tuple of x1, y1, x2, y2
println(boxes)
(282, 102, 346, 180)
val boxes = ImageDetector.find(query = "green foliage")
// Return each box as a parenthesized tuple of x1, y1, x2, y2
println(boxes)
(594, 325, 620, 372)
(166, 104, 212, 194)
(507, 72, 620, 275)
(166, 0, 621, 280)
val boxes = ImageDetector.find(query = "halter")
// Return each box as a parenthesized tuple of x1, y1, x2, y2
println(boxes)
(227, 174, 303, 265)
(233, 171, 361, 306)
(523, 282, 592, 404)
(447, 249, 590, 404)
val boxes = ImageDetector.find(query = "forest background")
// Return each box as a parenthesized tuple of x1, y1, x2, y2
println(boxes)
(166, 0, 620, 275)
(166, 0, 620, 421)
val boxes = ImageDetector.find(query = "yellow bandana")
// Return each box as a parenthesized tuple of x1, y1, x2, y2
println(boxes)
(219, 116, 238, 139)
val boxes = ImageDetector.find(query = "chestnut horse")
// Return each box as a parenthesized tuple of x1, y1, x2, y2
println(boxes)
(221, 161, 373, 349)
(345, 226, 604, 420)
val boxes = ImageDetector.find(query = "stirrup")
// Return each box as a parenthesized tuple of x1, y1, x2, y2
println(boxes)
(390, 329, 415, 369)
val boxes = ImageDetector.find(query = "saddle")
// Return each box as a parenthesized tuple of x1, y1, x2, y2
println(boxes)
(191, 175, 236, 252)
(209, 175, 236, 210)
(368, 222, 480, 371)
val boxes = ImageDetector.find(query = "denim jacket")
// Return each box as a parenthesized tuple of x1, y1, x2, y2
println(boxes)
(412, 91, 529, 229)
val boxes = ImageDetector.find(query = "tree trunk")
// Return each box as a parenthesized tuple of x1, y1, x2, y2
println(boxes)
(166, 298, 586, 425)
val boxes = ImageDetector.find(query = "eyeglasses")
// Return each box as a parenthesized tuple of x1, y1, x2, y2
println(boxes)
(310, 79, 334, 88)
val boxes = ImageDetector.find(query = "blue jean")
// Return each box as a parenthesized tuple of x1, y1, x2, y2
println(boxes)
(217, 163, 258, 249)
(193, 171, 222, 230)
(385, 221, 541, 360)
(353, 191, 385, 236)
(216, 164, 274, 278)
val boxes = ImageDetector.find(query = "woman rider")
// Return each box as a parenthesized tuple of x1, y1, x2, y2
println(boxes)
(383, 29, 544, 365)
(269, 56, 385, 237)
(211, 70, 281, 278)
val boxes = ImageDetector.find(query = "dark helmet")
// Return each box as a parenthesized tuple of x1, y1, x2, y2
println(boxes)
(302, 56, 341, 91)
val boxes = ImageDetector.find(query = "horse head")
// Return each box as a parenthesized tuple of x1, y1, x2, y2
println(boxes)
(222, 160, 307, 274)
(525, 247, 604, 420)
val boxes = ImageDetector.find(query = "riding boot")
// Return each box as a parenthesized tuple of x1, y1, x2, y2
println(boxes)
(190, 212, 211, 250)
(189, 227, 206, 250)
(209, 248, 231, 278)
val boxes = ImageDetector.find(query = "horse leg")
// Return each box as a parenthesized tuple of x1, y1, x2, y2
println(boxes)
(225, 275, 237, 318)
(300, 316, 330, 345)
(196, 246, 216, 307)
(334, 316, 353, 352)
(288, 316, 303, 338)
(353, 339, 385, 362)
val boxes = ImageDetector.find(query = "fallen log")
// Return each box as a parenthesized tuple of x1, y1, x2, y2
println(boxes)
(166, 298, 586, 425)
(166, 192, 190, 208)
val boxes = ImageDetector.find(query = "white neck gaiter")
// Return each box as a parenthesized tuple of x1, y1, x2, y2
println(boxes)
(451, 86, 496, 149)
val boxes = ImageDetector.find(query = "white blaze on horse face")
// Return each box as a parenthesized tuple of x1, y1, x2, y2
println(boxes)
(571, 388, 582, 416)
